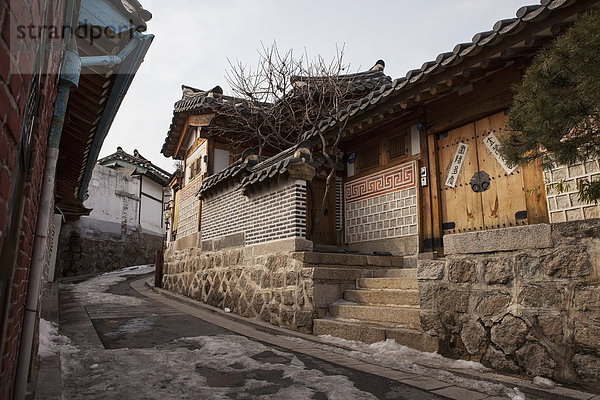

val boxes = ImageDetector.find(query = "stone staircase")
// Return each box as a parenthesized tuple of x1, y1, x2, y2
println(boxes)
(313, 263, 438, 353)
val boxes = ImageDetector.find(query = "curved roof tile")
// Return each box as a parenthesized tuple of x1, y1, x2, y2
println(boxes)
(300, 0, 596, 142)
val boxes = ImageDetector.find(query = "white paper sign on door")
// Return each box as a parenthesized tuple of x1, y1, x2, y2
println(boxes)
(445, 142, 468, 188)
(483, 132, 517, 174)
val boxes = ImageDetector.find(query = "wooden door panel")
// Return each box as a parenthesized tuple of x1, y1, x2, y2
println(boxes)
(438, 112, 544, 236)
(438, 123, 483, 234)
(306, 178, 336, 245)
(476, 113, 528, 229)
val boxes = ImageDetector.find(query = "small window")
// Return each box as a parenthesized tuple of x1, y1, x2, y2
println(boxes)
(195, 159, 201, 176)
(388, 131, 409, 161)
(358, 143, 380, 172)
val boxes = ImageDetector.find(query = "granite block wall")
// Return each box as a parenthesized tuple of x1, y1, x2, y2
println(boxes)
(418, 219, 600, 391)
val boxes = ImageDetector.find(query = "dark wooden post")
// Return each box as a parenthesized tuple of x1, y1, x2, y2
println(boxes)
(154, 239, 165, 288)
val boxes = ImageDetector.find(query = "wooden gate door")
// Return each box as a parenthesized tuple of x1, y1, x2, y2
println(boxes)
(306, 177, 337, 245)
(438, 112, 547, 235)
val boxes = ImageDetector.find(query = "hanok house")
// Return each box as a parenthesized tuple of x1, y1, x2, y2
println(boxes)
(0, 0, 153, 398)
(161, 0, 600, 390)
(56, 147, 170, 278)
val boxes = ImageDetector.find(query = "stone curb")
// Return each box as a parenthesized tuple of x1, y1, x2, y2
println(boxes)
(138, 278, 598, 400)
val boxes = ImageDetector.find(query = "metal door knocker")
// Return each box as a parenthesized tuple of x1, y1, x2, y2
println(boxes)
(470, 171, 490, 193)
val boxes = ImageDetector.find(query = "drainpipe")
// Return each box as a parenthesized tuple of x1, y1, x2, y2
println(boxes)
(12, 48, 81, 400)
(13, 30, 146, 400)
(80, 34, 140, 67)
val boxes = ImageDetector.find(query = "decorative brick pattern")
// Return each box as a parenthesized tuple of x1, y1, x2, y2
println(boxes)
(202, 179, 307, 245)
(345, 161, 416, 203)
(345, 162, 418, 244)
(545, 159, 600, 223)
(177, 177, 202, 238)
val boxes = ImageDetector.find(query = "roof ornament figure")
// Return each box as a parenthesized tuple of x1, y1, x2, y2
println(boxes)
(369, 59, 385, 72)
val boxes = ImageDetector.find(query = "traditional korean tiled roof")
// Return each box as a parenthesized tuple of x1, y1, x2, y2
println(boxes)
(161, 86, 265, 159)
(238, 147, 298, 189)
(291, 62, 391, 97)
(55, 0, 153, 219)
(162, 62, 391, 159)
(301, 0, 600, 141)
(107, 0, 152, 31)
(98, 147, 170, 185)
(196, 159, 247, 199)
(197, 144, 318, 198)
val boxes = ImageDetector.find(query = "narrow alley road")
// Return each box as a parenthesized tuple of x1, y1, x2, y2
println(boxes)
(54, 267, 446, 399)
(43, 266, 597, 400)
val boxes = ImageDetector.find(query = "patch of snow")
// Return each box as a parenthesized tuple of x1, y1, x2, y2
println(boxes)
(333, 317, 361, 323)
(331, 299, 358, 306)
(533, 376, 556, 389)
(285, 335, 517, 397)
(506, 387, 526, 400)
(61, 335, 378, 399)
(38, 318, 77, 358)
(61, 265, 154, 306)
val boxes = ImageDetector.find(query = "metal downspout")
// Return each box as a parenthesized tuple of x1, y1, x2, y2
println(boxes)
(12, 49, 81, 400)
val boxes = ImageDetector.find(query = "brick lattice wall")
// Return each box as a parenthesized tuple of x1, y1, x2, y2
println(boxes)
(202, 180, 307, 245)
(177, 177, 201, 238)
(0, 0, 65, 397)
(344, 161, 418, 244)
(545, 159, 600, 223)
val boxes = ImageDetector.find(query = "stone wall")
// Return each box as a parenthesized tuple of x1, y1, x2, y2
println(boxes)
(57, 228, 163, 277)
(418, 220, 600, 390)
(162, 247, 317, 333)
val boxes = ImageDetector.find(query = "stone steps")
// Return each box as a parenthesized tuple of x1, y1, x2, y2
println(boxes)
(344, 289, 420, 306)
(371, 268, 417, 278)
(293, 251, 405, 268)
(313, 319, 438, 352)
(313, 264, 440, 353)
(329, 303, 421, 330)
(357, 276, 419, 290)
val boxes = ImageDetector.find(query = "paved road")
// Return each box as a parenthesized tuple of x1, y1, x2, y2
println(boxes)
(57, 271, 446, 400)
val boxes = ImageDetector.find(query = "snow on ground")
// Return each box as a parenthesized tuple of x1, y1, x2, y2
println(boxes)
(287, 335, 525, 399)
(60, 265, 154, 306)
(38, 318, 78, 358)
(61, 334, 379, 400)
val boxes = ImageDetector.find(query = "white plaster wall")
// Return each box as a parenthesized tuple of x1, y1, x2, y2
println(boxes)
(214, 148, 230, 174)
(75, 164, 140, 236)
(141, 176, 165, 234)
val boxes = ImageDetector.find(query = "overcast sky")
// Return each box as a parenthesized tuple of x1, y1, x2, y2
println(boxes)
(100, 0, 529, 173)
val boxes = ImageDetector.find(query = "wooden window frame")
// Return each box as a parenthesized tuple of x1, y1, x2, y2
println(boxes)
(357, 142, 381, 173)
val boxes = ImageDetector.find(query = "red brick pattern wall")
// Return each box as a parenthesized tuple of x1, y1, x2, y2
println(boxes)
(0, 0, 64, 398)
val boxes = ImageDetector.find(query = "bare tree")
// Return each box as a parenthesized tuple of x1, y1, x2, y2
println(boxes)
(211, 42, 378, 239)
